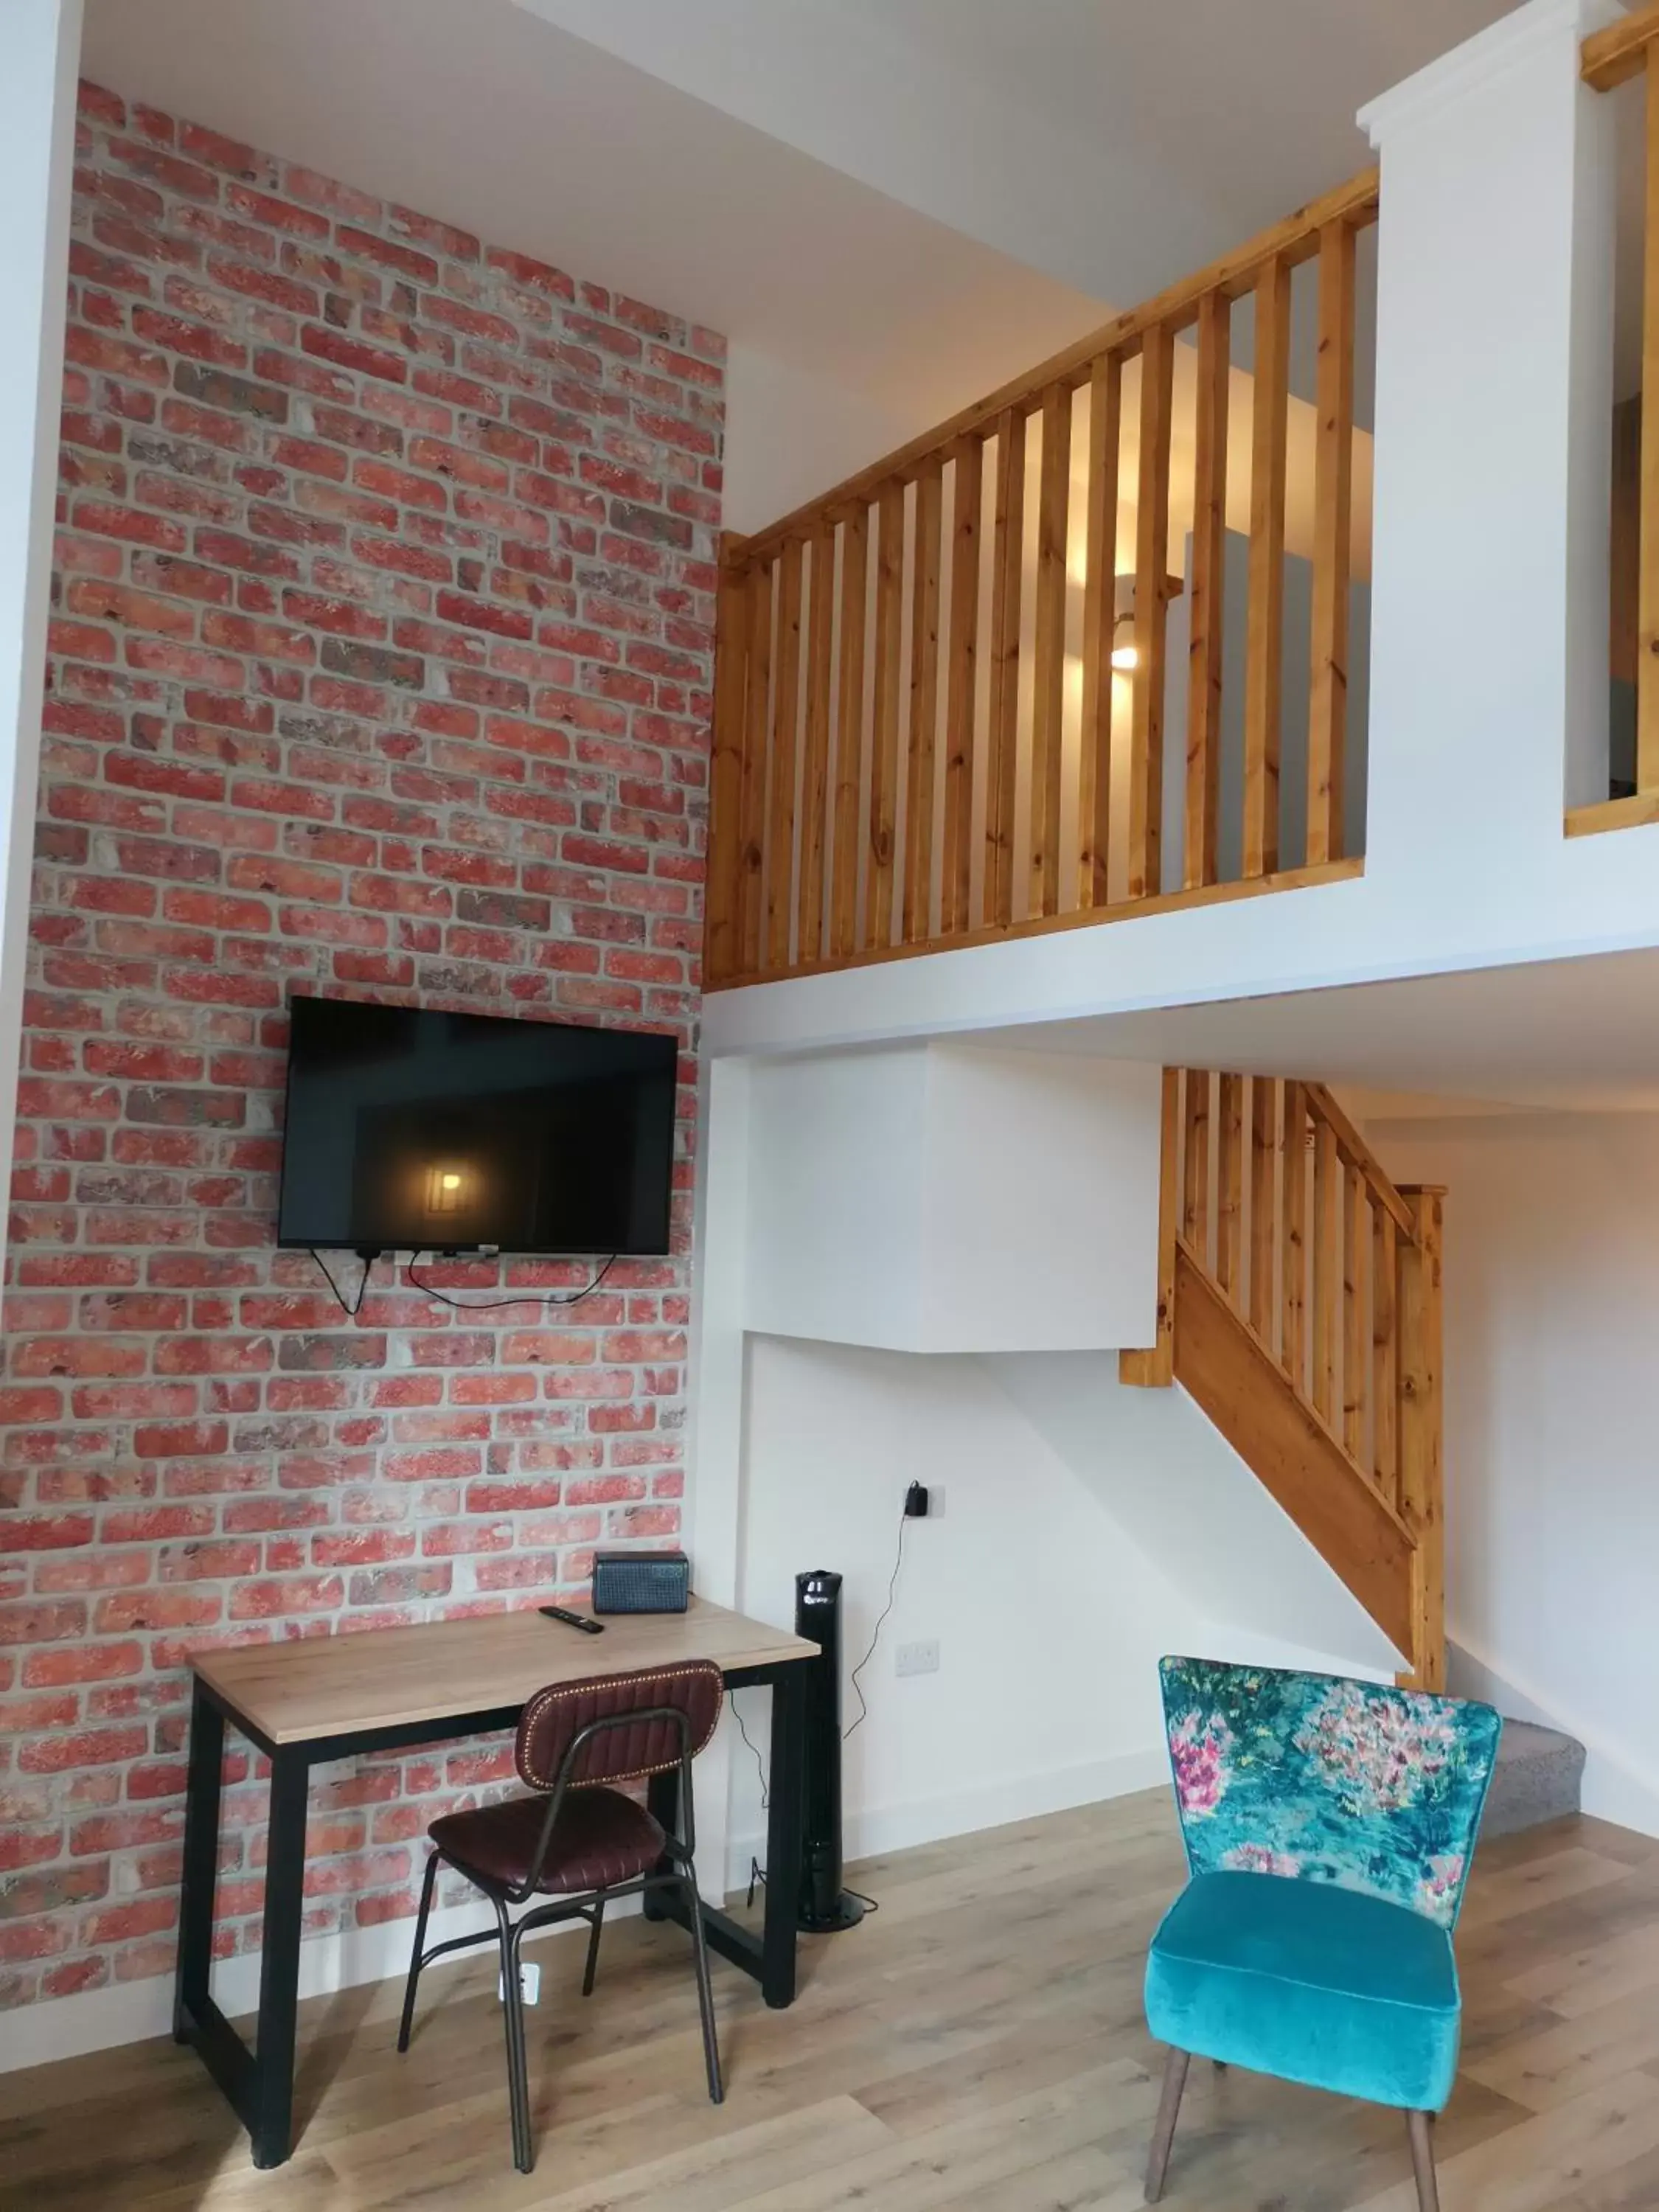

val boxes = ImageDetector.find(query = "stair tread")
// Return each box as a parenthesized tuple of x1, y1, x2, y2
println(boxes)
(1480, 1715, 1585, 1841)
(1492, 1718, 1586, 1764)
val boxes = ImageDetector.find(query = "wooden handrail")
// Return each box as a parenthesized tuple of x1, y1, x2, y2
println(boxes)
(1302, 1082, 1419, 1241)
(1583, 2, 1659, 91)
(708, 168, 1379, 990)
(726, 167, 1379, 570)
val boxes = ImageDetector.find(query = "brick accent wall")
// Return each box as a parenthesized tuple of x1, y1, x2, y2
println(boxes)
(0, 84, 721, 2008)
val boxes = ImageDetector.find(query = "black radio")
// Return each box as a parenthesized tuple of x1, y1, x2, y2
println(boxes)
(591, 1548, 691, 1615)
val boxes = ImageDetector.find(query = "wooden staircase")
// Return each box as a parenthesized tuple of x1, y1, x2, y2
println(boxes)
(1123, 1071, 1445, 1690)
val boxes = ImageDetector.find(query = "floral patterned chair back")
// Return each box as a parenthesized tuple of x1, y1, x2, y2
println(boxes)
(1158, 1657, 1503, 1928)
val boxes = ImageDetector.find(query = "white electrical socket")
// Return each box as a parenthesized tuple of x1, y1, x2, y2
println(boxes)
(896, 1638, 940, 1677)
(927, 1484, 945, 1517)
(498, 1960, 541, 2006)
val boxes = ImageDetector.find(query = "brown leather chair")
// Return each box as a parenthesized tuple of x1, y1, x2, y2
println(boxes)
(396, 1659, 726, 2172)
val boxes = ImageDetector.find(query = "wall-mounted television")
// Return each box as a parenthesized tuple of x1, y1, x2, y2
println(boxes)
(276, 996, 678, 1256)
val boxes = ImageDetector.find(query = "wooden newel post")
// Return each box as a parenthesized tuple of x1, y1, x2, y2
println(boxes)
(1395, 1186, 1446, 1692)
(1121, 1068, 1179, 1388)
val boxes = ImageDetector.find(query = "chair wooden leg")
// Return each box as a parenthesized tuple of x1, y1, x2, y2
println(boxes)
(1145, 2046, 1191, 2203)
(396, 1848, 439, 2053)
(582, 1896, 605, 1997)
(1407, 2111, 1440, 2212)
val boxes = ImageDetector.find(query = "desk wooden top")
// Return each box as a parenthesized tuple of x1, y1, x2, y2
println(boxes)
(189, 1597, 817, 1747)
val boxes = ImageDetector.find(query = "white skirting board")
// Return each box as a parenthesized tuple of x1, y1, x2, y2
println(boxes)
(0, 1890, 636, 2076)
(723, 1745, 1170, 1893)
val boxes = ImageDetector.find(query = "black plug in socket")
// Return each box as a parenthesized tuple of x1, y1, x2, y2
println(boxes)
(903, 1481, 930, 1519)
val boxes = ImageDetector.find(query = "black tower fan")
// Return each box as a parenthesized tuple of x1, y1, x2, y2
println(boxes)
(794, 1569, 866, 1931)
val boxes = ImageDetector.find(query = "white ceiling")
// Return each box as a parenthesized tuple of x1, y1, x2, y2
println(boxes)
(984, 947, 1659, 1116)
(523, 0, 1519, 307)
(81, 0, 1525, 428)
(77, 0, 1107, 422)
(829, 0, 1520, 282)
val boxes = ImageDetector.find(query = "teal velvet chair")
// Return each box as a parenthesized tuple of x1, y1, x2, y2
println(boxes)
(1144, 1657, 1501, 2212)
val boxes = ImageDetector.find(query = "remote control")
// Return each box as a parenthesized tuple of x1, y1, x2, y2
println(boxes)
(539, 1604, 605, 1635)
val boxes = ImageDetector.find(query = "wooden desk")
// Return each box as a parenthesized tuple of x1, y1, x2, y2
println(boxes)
(173, 1597, 819, 2169)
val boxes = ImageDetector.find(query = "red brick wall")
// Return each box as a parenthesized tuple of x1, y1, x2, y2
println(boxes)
(0, 84, 720, 2009)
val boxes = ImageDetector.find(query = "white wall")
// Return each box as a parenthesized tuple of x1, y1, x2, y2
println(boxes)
(990, 1354, 1401, 1672)
(744, 1045, 933, 1348)
(726, 1333, 1395, 1887)
(1367, 1106, 1659, 1834)
(729, 1334, 1194, 1885)
(723, 345, 929, 537)
(742, 1043, 1162, 1352)
(0, 0, 83, 1290)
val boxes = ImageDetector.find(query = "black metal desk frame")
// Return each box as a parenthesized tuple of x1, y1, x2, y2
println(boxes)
(172, 1655, 809, 2169)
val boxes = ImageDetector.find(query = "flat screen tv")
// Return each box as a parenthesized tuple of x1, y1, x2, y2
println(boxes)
(276, 996, 678, 1256)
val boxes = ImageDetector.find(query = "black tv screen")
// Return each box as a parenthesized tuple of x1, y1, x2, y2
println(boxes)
(276, 997, 678, 1256)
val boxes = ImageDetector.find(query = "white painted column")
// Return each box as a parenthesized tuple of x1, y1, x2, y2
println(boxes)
(684, 1052, 754, 1896)
(1, 0, 83, 1276)
(1360, 0, 1621, 887)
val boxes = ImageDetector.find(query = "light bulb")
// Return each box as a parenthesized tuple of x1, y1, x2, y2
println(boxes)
(426, 1164, 470, 1213)
(1110, 643, 1139, 672)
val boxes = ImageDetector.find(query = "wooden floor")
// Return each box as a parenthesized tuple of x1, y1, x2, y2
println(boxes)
(8, 1793, 1659, 2210)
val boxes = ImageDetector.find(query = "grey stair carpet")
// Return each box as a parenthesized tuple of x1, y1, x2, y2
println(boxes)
(1481, 1718, 1586, 1839)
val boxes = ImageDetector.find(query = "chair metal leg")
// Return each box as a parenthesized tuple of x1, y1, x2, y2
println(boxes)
(498, 1903, 535, 2174)
(581, 1896, 605, 1997)
(1144, 2046, 1190, 2204)
(1407, 2110, 1441, 2212)
(679, 1871, 724, 2105)
(397, 1850, 441, 2054)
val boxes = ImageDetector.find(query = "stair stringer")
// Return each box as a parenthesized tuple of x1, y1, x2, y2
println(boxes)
(1171, 1246, 1419, 1658)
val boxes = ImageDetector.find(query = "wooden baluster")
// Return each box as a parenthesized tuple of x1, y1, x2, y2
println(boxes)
(1280, 1080, 1306, 1387)
(1030, 383, 1071, 919)
(1185, 292, 1228, 891)
(1640, 55, 1659, 795)
(984, 409, 1025, 928)
(764, 538, 804, 973)
(1127, 324, 1174, 902)
(1343, 1168, 1367, 1464)
(863, 483, 905, 951)
(796, 525, 835, 965)
(828, 506, 868, 962)
(1121, 1068, 1179, 1388)
(1249, 1077, 1276, 1342)
(1216, 1072, 1244, 1306)
(1243, 254, 1290, 880)
(1308, 216, 1355, 868)
(903, 460, 943, 945)
(1078, 354, 1121, 910)
(706, 544, 751, 986)
(1310, 1114, 1339, 1425)
(1397, 1188, 1446, 1691)
(1372, 1206, 1399, 1509)
(941, 439, 982, 937)
(1182, 1068, 1211, 1263)
(737, 560, 773, 977)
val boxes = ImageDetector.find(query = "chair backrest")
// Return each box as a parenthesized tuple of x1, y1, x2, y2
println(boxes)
(515, 1660, 724, 1793)
(1158, 1656, 1502, 1927)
